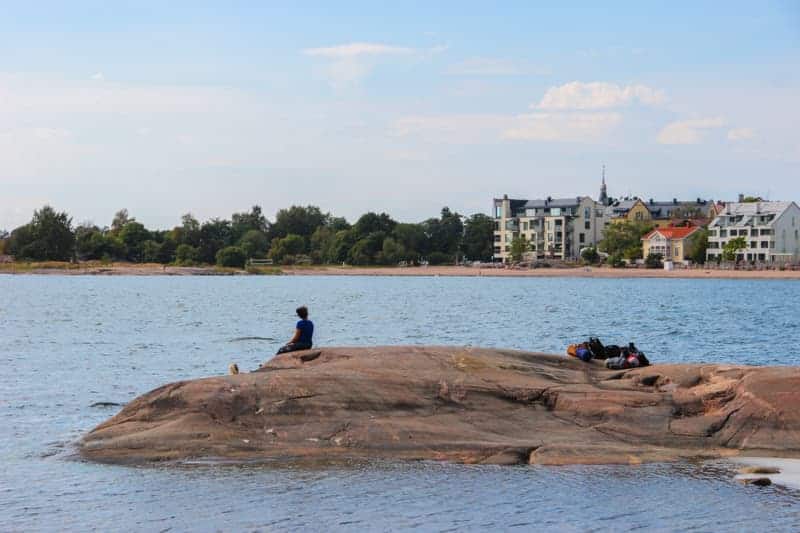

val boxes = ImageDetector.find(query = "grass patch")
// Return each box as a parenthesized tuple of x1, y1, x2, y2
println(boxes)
(245, 265, 284, 275)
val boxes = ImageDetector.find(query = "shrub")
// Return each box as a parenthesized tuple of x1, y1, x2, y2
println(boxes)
(175, 244, 199, 265)
(607, 253, 625, 268)
(645, 253, 663, 269)
(216, 246, 247, 268)
(427, 251, 453, 265)
(580, 246, 599, 264)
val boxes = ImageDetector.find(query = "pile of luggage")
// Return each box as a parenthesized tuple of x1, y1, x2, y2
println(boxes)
(566, 337, 650, 369)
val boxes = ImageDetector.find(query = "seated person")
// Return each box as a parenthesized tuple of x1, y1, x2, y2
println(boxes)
(276, 306, 314, 354)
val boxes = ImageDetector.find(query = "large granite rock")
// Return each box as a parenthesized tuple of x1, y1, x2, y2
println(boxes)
(80, 346, 800, 465)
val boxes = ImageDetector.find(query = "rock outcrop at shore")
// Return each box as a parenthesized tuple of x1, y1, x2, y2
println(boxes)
(80, 346, 800, 466)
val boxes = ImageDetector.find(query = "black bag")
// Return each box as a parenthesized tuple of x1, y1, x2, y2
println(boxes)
(604, 345, 621, 358)
(588, 337, 607, 360)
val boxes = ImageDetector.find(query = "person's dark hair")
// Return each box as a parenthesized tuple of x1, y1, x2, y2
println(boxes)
(296, 306, 308, 319)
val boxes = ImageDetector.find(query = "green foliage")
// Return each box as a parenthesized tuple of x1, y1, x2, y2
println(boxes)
(238, 229, 269, 258)
(119, 221, 151, 261)
(580, 246, 600, 264)
(599, 221, 653, 259)
(197, 218, 232, 264)
(509, 235, 529, 262)
(741, 196, 763, 203)
(75, 225, 124, 260)
(462, 213, 494, 262)
(269, 234, 306, 264)
(231, 206, 268, 243)
(607, 253, 625, 268)
(392, 223, 427, 263)
(427, 251, 453, 265)
(380, 237, 406, 265)
(110, 209, 134, 233)
(685, 227, 709, 264)
(175, 244, 199, 265)
(271, 205, 328, 241)
(216, 246, 247, 268)
(723, 236, 747, 261)
(645, 253, 663, 269)
(7, 205, 75, 261)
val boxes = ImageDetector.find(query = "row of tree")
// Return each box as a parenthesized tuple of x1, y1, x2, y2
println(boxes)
(0, 205, 496, 267)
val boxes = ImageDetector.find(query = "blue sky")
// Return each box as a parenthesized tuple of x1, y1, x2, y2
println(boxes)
(1, 1, 799, 229)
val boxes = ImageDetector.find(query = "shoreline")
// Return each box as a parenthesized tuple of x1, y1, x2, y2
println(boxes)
(2, 262, 800, 279)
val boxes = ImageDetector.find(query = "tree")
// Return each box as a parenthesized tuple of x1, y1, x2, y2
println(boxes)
(172, 213, 201, 247)
(216, 246, 247, 268)
(197, 218, 232, 264)
(175, 244, 199, 265)
(581, 246, 600, 264)
(598, 221, 653, 259)
(75, 225, 124, 260)
(723, 236, 747, 262)
(509, 235, 529, 262)
(119, 221, 151, 261)
(353, 212, 396, 239)
(238, 229, 269, 259)
(6, 205, 75, 261)
(741, 196, 763, 203)
(141, 240, 162, 263)
(269, 234, 306, 264)
(462, 214, 494, 262)
(380, 237, 406, 265)
(392, 223, 427, 263)
(685, 227, 709, 264)
(645, 253, 663, 269)
(111, 209, 134, 233)
(231, 205, 268, 243)
(271, 205, 328, 242)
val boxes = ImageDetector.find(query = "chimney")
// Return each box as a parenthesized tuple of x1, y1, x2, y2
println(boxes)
(649, 198, 654, 205)
(738, 193, 744, 203)
(673, 198, 678, 205)
(503, 194, 508, 200)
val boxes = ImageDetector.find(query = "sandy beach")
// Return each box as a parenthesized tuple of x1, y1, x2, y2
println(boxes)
(2, 261, 800, 279)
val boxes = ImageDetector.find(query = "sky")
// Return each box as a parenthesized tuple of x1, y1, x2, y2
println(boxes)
(1, 1, 799, 230)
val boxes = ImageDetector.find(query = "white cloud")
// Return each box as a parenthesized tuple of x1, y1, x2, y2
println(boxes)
(90, 72, 105, 81)
(504, 112, 622, 142)
(537, 81, 665, 110)
(303, 42, 414, 58)
(657, 117, 726, 145)
(392, 112, 622, 144)
(303, 42, 442, 88)
(445, 57, 546, 77)
(727, 127, 755, 141)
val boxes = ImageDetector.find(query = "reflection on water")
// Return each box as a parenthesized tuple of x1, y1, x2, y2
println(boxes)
(1, 275, 799, 531)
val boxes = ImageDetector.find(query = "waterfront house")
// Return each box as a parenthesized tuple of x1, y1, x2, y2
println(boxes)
(604, 197, 716, 228)
(641, 225, 700, 262)
(706, 201, 800, 263)
(492, 194, 607, 262)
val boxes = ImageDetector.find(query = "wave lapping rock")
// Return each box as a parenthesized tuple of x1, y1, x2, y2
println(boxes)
(80, 346, 800, 466)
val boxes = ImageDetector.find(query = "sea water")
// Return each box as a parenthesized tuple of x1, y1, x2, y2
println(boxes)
(1, 275, 799, 531)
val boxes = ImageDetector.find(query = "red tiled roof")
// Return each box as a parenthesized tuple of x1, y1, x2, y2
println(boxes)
(643, 226, 699, 240)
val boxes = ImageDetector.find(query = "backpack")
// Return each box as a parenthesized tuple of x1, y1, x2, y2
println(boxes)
(604, 345, 621, 358)
(588, 337, 607, 360)
(566, 344, 579, 357)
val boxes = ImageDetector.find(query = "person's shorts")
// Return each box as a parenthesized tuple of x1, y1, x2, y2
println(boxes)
(276, 342, 312, 355)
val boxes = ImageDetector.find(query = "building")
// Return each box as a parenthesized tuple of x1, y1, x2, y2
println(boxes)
(706, 201, 800, 263)
(492, 194, 607, 262)
(641, 226, 700, 263)
(604, 197, 717, 228)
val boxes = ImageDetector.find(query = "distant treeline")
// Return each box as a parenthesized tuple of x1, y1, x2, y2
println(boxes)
(0, 205, 495, 267)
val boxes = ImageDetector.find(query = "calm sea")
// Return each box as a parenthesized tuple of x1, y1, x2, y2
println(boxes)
(1, 275, 799, 531)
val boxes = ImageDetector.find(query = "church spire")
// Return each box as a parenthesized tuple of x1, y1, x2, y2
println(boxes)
(599, 164, 608, 205)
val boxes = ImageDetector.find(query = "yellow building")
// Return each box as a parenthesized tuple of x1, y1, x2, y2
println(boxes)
(641, 226, 700, 262)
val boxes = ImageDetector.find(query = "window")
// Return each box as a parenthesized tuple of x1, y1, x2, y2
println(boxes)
(525, 208, 536, 217)
(522, 221, 528, 231)
(495, 205, 502, 218)
(674, 247, 679, 257)
(494, 234, 501, 242)
(584, 207, 590, 219)
(505, 234, 511, 243)
(551, 207, 562, 216)
(579, 233, 585, 243)
(584, 220, 590, 230)
(635, 211, 643, 220)
(761, 241, 769, 248)
(730, 229, 737, 236)
(720, 229, 727, 237)
(750, 241, 757, 249)
(494, 221, 499, 231)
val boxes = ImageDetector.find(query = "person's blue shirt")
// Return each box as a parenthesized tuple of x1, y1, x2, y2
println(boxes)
(296, 319, 314, 345)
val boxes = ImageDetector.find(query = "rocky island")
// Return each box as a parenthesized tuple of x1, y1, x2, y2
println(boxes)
(80, 346, 800, 466)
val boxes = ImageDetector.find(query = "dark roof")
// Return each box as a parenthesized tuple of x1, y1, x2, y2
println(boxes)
(523, 196, 586, 209)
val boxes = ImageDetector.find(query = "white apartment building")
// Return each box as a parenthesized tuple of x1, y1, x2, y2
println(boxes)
(492, 195, 607, 262)
(706, 201, 800, 263)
